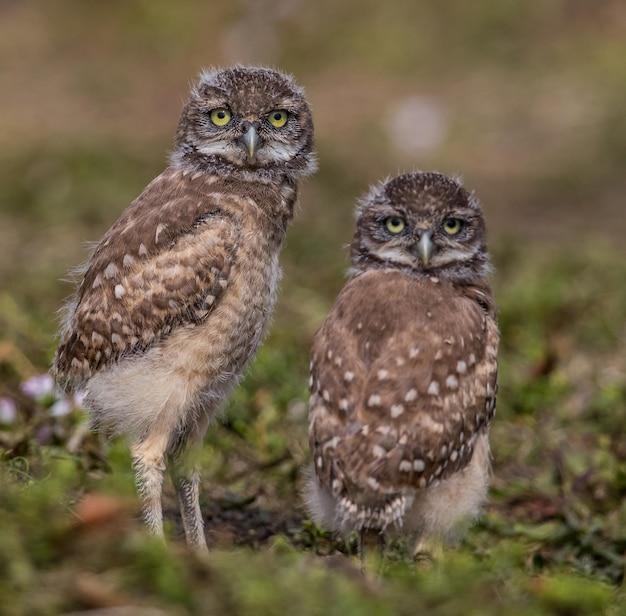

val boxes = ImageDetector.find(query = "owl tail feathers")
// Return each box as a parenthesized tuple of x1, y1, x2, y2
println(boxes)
(337, 493, 407, 534)
(304, 467, 407, 536)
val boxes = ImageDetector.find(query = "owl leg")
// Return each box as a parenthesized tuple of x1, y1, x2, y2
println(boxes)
(168, 413, 211, 550)
(413, 535, 442, 565)
(358, 527, 386, 574)
(131, 431, 170, 538)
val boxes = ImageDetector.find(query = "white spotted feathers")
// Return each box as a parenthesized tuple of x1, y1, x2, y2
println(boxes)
(306, 172, 499, 543)
(53, 66, 317, 548)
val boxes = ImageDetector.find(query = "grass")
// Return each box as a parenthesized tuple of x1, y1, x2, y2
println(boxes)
(2, 1, 626, 614)
(1, 243, 625, 615)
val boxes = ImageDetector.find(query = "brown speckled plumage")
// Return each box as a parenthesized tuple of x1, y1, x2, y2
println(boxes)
(53, 66, 316, 548)
(306, 172, 498, 555)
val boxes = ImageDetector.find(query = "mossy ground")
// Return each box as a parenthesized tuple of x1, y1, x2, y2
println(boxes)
(1, 2, 626, 614)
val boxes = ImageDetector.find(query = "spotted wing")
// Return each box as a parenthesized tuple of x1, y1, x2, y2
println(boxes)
(54, 168, 239, 386)
(309, 269, 498, 503)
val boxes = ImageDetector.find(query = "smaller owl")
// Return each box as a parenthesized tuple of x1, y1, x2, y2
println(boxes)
(306, 172, 498, 561)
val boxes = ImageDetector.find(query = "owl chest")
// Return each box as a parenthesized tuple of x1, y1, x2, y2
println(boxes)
(228, 248, 280, 348)
(198, 233, 282, 373)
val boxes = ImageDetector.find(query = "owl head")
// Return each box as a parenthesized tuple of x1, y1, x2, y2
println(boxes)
(172, 66, 316, 178)
(350, 172, 490, 280)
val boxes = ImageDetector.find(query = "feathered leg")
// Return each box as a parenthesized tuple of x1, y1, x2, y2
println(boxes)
(131, 431, 170, 538)
(169, 413, 211, 549)
(359, 527, 386, 574)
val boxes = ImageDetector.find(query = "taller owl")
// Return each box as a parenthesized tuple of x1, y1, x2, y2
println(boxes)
(54, 66, 316, 548)
(306, 172, 498, 560)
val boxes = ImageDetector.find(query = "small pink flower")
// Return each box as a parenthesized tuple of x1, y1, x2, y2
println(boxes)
(49, 399, 73, 418)
(21, 374, 55, 399)
(0, 397, 17, 424)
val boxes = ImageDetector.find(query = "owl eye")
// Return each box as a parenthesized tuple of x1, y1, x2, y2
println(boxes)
(268, 110, 289, 128)
(442, 218, 463, 235)
(209, 108, 232, 127)
(385, 216, 405, 234)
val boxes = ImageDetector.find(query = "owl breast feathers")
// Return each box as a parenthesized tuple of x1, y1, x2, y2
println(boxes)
(306, 172, 498, 541)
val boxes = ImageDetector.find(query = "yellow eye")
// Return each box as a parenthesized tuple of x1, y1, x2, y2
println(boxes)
(385, 216, 405, 234)
(443, 218, 463, 235)
(209, 108, 232, 126)
(268, 109, 288, 128)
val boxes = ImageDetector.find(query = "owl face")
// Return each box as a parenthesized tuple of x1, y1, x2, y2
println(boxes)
(351, 173, 488, 278)
(174, 66, 316, 176)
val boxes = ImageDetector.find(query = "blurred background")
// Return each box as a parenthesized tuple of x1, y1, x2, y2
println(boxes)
(1, 0, 625, 360)
(1, 2, 626, 609)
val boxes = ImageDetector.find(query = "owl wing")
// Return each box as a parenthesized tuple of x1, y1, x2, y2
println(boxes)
(54, 168, 240, 386)
(309, 269, 499, 501)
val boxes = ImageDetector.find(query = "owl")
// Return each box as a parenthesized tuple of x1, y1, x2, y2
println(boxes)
(306, 172, 498, 561)
(53, 66, 316, 548)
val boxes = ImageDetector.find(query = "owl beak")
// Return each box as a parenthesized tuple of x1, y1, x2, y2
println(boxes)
(415, 230, 434, 267)
(240, 125, 261, 159)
